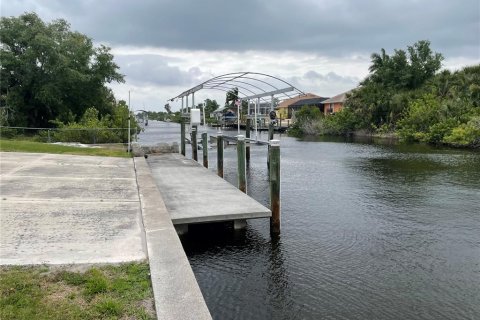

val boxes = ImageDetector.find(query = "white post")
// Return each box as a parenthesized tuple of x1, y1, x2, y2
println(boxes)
(181, 97, 184, 114)
(237, 99, 241, 134)
(192, 92, 195, 109)
(202, 102, 207, 132)
(186, 95, 189, 114)
(255, 97, 259, 141)
(128, 90, 131, 153)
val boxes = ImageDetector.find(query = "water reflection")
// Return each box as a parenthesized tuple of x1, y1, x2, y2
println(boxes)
(182, 223, 295, 320)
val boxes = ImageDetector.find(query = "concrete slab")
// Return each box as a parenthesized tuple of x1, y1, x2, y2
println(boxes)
(1, 176, 138, 201)
(0, 201, 144, 265)
(147, 153, 271, 224)
(0, 152, 146, 265)
(134, 157, 212, 319)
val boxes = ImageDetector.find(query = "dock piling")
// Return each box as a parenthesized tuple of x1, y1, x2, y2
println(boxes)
(269, 139, 281, 234)
(217, 135, 224, 178)
(180, 120, 186, 156)
(191, 125, 198, 161)
(237, 135, 246, 193)
(202, 132, 208, 168)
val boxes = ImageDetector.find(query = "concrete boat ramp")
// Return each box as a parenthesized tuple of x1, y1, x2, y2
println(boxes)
(147, 153, 271, 231)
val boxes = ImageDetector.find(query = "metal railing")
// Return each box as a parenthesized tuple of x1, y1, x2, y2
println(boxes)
(0, 126, 136, 145)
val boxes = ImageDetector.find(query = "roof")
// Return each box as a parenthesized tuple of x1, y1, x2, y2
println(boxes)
(277, 93, 321, 109)
(321, 91, 351, 104)
(289, 97, 329, 107)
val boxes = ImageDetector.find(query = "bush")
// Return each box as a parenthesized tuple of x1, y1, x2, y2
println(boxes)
(48, 106, 139, 144)
(322, 108, 360, 135)
(425, 119, 458, 144)
(288, 105, 323, 136)
(443, 117, 480, 147)
(0, 127, 18, 139)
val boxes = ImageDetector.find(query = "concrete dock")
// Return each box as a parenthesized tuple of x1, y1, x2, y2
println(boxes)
(147, 153, 271, 229)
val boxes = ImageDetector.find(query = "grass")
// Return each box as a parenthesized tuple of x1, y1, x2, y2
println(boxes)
(0, 262, 156, 320)
(0, 139, 131, 157)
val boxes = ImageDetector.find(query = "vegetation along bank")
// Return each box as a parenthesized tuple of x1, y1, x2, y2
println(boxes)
(290, 41, 479, 149)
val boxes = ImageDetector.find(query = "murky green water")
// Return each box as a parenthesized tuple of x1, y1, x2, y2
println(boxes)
(141, 122, 480, 320)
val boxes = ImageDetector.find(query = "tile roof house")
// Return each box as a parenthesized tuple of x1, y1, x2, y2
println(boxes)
(276, 93, 329, 119)
(321, 91, 350, 115)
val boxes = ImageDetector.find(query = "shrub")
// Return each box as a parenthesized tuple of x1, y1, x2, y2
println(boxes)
(443, 117, 480, 147)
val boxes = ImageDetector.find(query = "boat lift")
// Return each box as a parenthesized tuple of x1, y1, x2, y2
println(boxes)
(168, 72, 305, 143)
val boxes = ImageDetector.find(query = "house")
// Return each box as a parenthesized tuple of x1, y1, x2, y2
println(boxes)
(276, 93, 329, 119)
(321, 91, 350, 115)
(287, 97, 329, 118)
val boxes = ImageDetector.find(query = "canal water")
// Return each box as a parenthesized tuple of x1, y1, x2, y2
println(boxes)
(139, 121, 480, 320)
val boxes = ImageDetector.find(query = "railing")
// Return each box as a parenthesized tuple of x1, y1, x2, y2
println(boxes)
(0, 126, 135, 145)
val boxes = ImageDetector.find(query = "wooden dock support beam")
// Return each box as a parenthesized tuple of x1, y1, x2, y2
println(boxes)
(180, 120, 186, 156)
(237, 135, 246, 193)
(202, 132, 208, 168)
(217, 135, 224, 178)
(269, 139, 280, 234)
(191, 125, 198, 161)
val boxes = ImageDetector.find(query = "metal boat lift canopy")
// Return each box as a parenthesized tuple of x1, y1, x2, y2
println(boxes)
(169, 72, 306, 140)
(169, 71, 305, 110)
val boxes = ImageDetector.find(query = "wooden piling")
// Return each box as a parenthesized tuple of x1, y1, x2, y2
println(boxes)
(192, 125, 198, 161)
(202, 132, 208, 168)
(217, 135, 224, 178)
(245, 118, 251, 162)
(181, 120, 186, 156)
(269, 139, 281, 234)
(237, 135, 246, 193)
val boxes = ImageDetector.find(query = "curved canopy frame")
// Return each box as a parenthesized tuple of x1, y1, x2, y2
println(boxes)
(168, 72, 306, 106)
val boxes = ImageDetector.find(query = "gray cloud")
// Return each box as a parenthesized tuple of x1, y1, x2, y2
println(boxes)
(114, 54, 201, 86)
(287, 70, 360, 97)
(3, 0, 479, 58)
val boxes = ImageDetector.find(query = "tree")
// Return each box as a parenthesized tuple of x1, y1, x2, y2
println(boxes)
(203, 99, 219, 116)
(345, 40, 444, 129)
(0, 12, 124, 128)
(225, 87, 239, 107)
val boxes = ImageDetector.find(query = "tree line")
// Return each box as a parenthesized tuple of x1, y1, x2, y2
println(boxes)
(0, 12, 137, 142)
(291, 40, 479, 148)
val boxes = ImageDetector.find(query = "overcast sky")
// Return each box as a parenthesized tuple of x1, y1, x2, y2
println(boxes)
(2, 0, 479, 111)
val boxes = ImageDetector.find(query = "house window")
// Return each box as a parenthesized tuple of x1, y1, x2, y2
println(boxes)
(328, 103, 334, 113)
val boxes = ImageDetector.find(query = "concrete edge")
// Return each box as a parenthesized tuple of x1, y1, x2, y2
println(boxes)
(133, 157, 212, 320)
(172, 211, 272, 225)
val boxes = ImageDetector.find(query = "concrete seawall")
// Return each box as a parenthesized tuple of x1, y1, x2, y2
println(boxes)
(134, 156, 212, 320)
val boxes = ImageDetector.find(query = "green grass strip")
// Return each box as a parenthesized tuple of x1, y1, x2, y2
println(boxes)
(0, 262, 155, 320)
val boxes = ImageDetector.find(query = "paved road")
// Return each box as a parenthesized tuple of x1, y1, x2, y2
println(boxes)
(0, 152, 146, 265)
